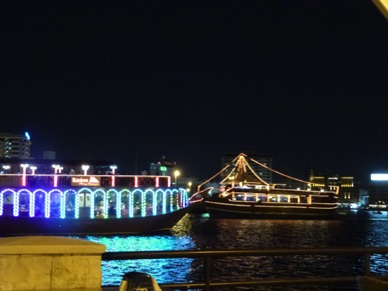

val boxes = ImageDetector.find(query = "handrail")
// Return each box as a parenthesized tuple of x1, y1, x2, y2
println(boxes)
(102, 247, 388, 290)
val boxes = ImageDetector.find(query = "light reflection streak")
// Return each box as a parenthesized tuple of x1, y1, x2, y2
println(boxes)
(78, 234, 196, 286)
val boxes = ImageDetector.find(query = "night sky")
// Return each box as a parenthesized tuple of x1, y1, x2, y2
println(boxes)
(2, 1, 388, 185)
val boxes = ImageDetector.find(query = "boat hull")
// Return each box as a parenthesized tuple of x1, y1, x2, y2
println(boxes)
(0, 207, 191, 236)
(203, 199, 338, 219)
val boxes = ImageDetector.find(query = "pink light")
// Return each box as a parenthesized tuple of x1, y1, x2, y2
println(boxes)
(134, 176, 139, 187)
(167, 176, 171, 187)
(20, 164, 29, 187)
(155, 177, 159, 188)
(54, 175, 58, 187)
(110, 165, 117, 187)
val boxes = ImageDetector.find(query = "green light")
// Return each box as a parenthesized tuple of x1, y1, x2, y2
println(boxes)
(160, 166, 167, 171)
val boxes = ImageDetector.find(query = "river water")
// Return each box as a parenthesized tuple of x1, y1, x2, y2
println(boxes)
(74, 212, 388, 290)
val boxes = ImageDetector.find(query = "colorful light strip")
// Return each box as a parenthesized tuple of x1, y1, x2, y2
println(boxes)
(0, 187, 189, 219)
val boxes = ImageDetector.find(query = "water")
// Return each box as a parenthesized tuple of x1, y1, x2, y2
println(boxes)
(75, 213, 388, 290)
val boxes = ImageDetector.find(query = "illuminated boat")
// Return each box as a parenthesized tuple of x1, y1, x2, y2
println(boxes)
(0, 171, 190, 236)
(189, 153, 338, 219)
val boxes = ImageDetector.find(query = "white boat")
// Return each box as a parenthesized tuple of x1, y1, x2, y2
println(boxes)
(0, 172, 191, 236)
(189, 153, 338, 219)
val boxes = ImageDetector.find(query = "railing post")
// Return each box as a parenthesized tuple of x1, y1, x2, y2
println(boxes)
(203, 253, 211, 291)
(363, 252, 371, 276)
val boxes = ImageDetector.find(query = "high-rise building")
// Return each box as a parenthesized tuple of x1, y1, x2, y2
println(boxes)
(0, 132, 31, 159)
(368, 173, 388, 206)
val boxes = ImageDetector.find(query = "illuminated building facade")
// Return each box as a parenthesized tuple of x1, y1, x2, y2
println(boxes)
(310, 174, 359, 205)
(221, 154, 273, 183)
(149, 156, 176, 176)
(0, 132, 31, 159)
(368, 174, 388, 206)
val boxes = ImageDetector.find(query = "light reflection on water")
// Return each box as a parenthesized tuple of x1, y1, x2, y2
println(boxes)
(74, 234, 196, 286)
(75, 214, 388, 288)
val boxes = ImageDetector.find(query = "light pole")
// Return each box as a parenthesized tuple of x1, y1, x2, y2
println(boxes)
(30, 166, 37, 175)
(174, 170, 180, 187)
(20, 164, 29, 186)
(82, 165, 90, 175)
(52, 164, 61, 187)
(110, 165, 117, 175)
(21, 164, 29, 173)
(187, 181, 192, 192)
(110, 165, 117, 187)
(2, 165, 10, 173)
(52, 164, 61, 174)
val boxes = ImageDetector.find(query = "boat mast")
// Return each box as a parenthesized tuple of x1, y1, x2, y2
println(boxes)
(220, 153, 269, 186)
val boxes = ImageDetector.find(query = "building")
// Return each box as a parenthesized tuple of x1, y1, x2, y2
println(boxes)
(0, 132, 31, 159)
(221, 153, 273, 184)
(149, 156, 177, 176)
(368, 173, 388, 206)
(310, 174, 360, 206)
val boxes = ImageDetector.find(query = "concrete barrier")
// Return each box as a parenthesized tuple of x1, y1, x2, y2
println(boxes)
(0, 236, 106, 290)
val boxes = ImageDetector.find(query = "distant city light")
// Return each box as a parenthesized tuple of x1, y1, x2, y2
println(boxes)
(371, 174, 388, 181)
(174, 170, 180, 186)
(25, 131, 30, 140)
(350, 203, 358, 209)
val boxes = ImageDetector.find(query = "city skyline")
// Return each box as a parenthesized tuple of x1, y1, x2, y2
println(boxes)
(1, 130, 386, 188)
(2, 1, 388, 184)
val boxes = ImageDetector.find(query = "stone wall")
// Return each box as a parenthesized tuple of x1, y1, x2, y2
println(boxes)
(0, 236, 106, 290)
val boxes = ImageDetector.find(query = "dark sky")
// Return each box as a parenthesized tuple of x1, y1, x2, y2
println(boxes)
(2, 1, 388, 185)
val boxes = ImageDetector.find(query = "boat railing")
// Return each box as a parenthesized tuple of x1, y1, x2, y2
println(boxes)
(102, 247, 388, 290)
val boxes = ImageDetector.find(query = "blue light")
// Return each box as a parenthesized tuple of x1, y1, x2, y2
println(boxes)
(81, 235, 196, 286)
(25, 132, 30, 140)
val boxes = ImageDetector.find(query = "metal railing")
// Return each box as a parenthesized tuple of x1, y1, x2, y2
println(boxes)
(102, 247, 388, 290)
